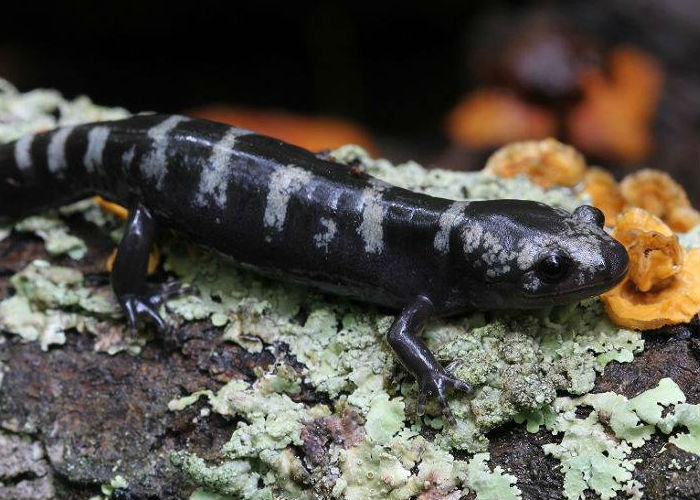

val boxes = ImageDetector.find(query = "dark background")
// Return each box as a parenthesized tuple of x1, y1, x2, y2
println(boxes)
(1, 0, 698, 201)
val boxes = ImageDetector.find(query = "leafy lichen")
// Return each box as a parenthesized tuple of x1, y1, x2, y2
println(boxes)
(14, 215, 87, 260)
(0, 78, 128, 144)
(536, 378, 700, 500)
(464, 452, 521, 500)
(0, 260, 140, 353)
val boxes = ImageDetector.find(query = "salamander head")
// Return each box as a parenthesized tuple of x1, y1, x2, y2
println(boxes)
(458, 201, 629, 309)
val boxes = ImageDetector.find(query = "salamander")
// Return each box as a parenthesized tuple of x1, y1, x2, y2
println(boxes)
(0, 114, 629, 421)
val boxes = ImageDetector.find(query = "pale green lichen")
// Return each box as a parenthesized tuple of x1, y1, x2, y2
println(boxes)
(0, 78, 129, 143)
(332, 144, 582, 211)
(534, 378, 700, 500)
(169, 452, 273, 500)
(464, 452, 521, 500)
(364, 393, 405, 445)
(0, 260, 140, 353)
(659, 403, 700, 454)
(169, 376, 326, 497)
(543, 410, 638, 500)
(190, 489, 237, 500)
(581, 377, 685, 447)
(100, 475, 129, 497)
(678, 223, 700, 249)
(14, 215, 88, 260)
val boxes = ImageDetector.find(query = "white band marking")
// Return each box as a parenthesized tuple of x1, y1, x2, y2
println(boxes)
(14, 134, 35, 172)
(195, 127, 252, 208)
(47, 126, 75, 177)
(83, 126, 111, 174)
(141, 115, 189, 188)
(358, 187, 385, 254)
(434, 201, 468, 253)
(263, 165, 313, 238)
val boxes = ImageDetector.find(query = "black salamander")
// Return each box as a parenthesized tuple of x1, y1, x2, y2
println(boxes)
(0, 115, 629, 421)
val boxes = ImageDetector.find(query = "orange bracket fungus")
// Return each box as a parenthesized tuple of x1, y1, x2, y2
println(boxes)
(601, 208, 700, 330)
(483, 137, 586, 188)
(567, 46, 663, 163)
(620, 169, 700, 233)
(445, 89, 557, 149)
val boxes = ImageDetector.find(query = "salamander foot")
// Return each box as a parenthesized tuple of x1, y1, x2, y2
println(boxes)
(416, 362, 473, 425)
(120, 280, 195, 335)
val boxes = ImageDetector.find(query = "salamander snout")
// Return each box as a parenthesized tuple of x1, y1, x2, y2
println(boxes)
(602, 237, 629, 287)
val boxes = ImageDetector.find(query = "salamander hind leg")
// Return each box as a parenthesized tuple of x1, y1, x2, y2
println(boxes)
(387, 296, 473, 425)
(112, 203, 190, 336)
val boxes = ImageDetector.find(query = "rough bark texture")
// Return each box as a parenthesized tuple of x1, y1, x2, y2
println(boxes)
(1, 216, 698, 500)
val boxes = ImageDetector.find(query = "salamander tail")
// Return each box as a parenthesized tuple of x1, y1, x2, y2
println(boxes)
(0, 127, 93, 221)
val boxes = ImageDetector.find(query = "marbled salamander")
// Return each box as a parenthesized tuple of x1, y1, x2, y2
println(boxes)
(0, 115, 629, 421)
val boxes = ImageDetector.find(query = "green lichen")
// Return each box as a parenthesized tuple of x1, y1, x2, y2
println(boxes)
(0, 260, 140, 353)
(14, 215, 87, 260)
(190, 489, 237, 500)
(581, 377, 685, 447)
(333, 431, 521, 500)
(0, 78, 129, 144)
(364, 393, 405, 445)
(332, 144, 582, 211)
(464, 452, 521, 500)
(659, 403, 700, 454)
(100, 475, 129, 497)
(338, 438, 422, 500)
(535, 378, 700, 500)
(170, 452, 273, 500)
(169, 377, 326, 496)
(543, 410, 638, 500)
(678, 223, 700, 249)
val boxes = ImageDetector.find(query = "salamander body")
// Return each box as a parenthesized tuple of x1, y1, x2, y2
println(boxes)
(0, 114, 629, 420)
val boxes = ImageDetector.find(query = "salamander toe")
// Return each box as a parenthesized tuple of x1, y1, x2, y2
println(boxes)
(416, 368, 473, 426)
(120, 280, 196, 337)
(122, 294, 170, 335)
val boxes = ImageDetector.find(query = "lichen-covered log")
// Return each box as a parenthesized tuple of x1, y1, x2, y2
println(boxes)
(1, 81, 698, 500)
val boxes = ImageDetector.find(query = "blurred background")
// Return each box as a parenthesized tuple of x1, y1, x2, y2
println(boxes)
(1, 1, 698, 204)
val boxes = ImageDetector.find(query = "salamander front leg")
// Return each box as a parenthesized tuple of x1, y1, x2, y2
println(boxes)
(112, 203, 186, 335)
(387, 296, 473, 424)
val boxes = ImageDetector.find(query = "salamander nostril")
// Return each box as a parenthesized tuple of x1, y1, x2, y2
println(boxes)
(574, 205, 605, 228)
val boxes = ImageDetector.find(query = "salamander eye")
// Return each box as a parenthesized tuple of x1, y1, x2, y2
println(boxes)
(536, 251, 571, 283)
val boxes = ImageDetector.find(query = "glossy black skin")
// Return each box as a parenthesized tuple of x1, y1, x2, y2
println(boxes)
(0, 115, 629, 421)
